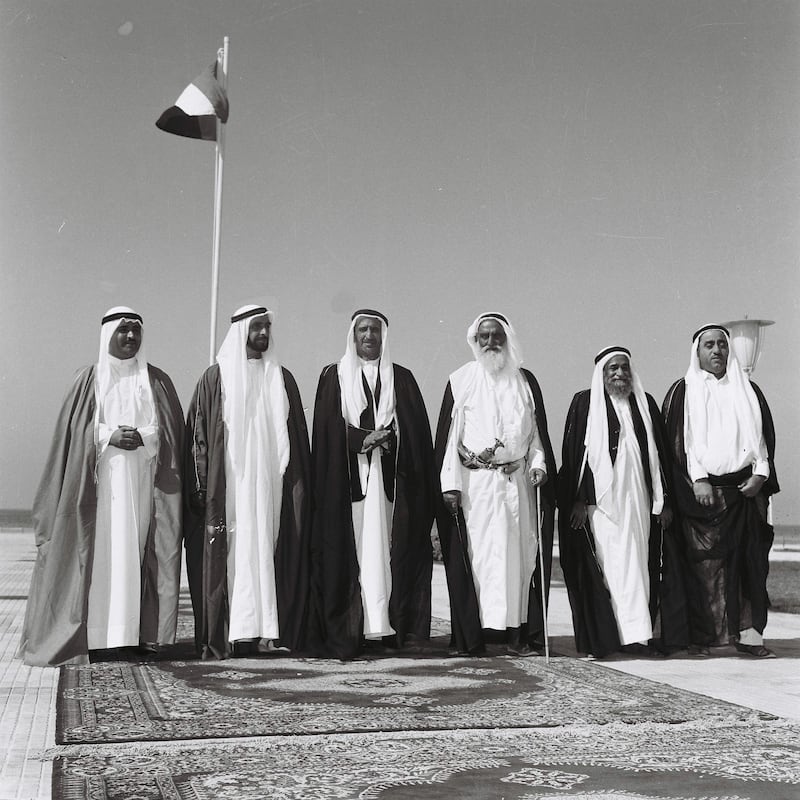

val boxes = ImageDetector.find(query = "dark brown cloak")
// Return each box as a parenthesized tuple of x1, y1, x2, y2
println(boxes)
(19, 365, 184, 667)
(663, 378, 778, 646)
(183, 364, 312, 659)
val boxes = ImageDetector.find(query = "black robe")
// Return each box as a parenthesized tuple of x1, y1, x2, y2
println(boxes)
(309, 363, 435, 660)
(557, 389, 687, 658)
(662, 378, 778, 646)
(20, 364, 184, 666)
(434, 368, 558, 654)
(183, 364, 312, 659)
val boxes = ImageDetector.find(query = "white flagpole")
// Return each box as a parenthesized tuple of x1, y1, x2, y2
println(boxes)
(209, 36, 229, 365)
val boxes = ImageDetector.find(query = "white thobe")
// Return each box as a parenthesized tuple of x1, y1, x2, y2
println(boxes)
(588, 396, 652, 645)
(88, 357, 157, 650)
(225, 361, 282, 642)
(687, 371, 770, 482)
(441, 370, 545, 631)
(351, 360, 395, 639)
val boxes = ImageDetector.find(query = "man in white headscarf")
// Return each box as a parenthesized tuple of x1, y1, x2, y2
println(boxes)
(310, 310, 435, 660)
(184, 305, 311, 659)
(20, 307, 184, 666)
(664, 324, 779, 658)
(434, 313, 557, 656)
(558, 346, 685, 659)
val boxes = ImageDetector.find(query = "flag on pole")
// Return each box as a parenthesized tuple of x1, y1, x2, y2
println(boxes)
(156, 62, 230, 141)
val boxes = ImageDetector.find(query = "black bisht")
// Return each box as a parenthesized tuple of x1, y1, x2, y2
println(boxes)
(557, 389, 688, 658)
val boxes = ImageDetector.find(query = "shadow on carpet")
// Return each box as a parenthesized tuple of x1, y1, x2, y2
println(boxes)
(52, 720, 800, 800)
(57, 628, 769, 745)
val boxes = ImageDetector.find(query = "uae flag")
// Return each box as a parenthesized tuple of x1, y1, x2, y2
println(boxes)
(156, 62, 229, 141)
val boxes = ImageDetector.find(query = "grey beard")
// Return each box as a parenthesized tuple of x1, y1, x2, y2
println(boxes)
(478, 348, 508, 375)
(605, 381, 633, 399)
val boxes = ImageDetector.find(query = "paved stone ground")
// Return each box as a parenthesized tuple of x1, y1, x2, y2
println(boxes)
(1, 528, 798, 800)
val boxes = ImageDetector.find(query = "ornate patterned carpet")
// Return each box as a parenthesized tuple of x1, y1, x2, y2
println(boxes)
(56, 645, 765, 745)
(50, 605, 800, 799)
(53, 721, 800, 799)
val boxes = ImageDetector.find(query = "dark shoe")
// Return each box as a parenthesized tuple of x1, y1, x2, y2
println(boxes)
(506, 643, 543, 657)
(257, 639, 291, 655)
(232, 640, 255, 657)
(138, 642, 159, 655)
(687, 644, 711, 657)
(619, 643, 648, 656)
(734, 643, 776, 659)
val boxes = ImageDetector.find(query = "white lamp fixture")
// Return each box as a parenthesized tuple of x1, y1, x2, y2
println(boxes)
(721, 318, 774, 376)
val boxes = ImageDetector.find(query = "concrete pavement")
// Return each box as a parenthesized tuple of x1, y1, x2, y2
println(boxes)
(1, 528, 798, 799)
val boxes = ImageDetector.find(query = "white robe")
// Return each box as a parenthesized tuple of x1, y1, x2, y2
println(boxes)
(441, 367, 545, 631)
(225, 360, 282, 642)
(588, 396, 652, 645)
(87, 357, 157, 650)
(351, 362, 395, 639)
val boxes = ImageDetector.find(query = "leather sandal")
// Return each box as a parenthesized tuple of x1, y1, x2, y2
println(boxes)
(734, 643, 776, 659)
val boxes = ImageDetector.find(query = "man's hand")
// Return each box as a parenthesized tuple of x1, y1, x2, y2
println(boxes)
(442, 490, 461, 516)
(570, 500, 588, 530)
(528, 468, 547, 487)
(658, 505, 673, 530)
(189, 489, 207, 512)
(738, 474, 767, 498)
(361, 428, 393, 453)
(109, 426, 144, 450)
(693, 479, 715, 507)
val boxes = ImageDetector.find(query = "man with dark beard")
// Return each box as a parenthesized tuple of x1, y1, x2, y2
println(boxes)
(663, 325, 779, 658)
(435, 313, 557, 656)
(558, 347, 685, 659)
(184, 305, 311, 659)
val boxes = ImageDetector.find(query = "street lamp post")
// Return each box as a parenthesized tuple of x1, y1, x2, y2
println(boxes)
(721, 317, 774, 376)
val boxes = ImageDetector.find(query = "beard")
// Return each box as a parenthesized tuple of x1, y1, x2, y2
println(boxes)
(604, 378, 632, 398)
(478, 347, 509, 375)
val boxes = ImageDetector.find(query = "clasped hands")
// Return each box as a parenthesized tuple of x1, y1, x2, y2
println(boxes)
(109, 425, 144, 450)
(360, 427, 393, 454)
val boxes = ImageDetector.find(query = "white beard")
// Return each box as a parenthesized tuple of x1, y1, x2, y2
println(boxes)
(478, 348, 509, 376)
(605, 380, 633, 399)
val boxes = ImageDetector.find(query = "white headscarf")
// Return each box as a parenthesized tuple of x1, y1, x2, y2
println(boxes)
(466, 312, 524, 370)
(449, 312, 525, 404)
(95, 306, 155, 439)
(584, 347, 664, 515)
(217, 304, 290, 478)
(338, 310, 396, 430)
(683, 324, 763, 470)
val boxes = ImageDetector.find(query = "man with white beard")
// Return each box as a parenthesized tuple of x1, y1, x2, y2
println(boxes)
(434, 313, 557, 656)
(558, 347, 685, 659)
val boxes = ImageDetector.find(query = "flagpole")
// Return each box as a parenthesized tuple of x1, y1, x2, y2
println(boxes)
(209, 36, 229, 365)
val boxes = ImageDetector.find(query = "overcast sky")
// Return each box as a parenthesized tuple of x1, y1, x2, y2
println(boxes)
(2, 0, 798, 522)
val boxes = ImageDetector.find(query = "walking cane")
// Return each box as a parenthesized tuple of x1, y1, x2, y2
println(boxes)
(535, 483, 550, 663)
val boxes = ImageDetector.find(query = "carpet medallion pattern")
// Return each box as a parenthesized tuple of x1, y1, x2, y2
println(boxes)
(53, 721, 800, 800)
(56, 653, 764, 744)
